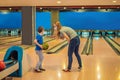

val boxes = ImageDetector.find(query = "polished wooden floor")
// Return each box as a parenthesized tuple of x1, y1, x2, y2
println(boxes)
(0, 37, 120, 80)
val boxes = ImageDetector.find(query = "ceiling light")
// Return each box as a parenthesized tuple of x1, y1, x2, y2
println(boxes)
(113, 0, 117, 3)
(81, 7, 84, 9)
(98, 7, 101, 9)
(63, 7, 67, 9)
(9, 8, 12, 10)
(40, 7, 42, 10)
(57, 1, 61, 4)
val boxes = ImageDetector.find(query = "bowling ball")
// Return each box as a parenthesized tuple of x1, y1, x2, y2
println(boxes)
(0, 61, 6, 71)
(42, 42, 49, 50)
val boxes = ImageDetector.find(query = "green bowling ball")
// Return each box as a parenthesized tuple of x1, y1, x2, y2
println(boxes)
(42, 42, 49, 50)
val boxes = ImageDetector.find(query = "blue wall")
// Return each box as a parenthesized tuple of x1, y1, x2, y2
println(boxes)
(60, 12, 120, 30)
(0, 12, 51, 30)
(0, 11, 120, 30)
(0, 12, 22, 29)
(36, 12, 51, 30)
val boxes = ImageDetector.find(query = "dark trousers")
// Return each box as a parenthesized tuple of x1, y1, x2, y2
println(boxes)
(67, 36, 82, 70)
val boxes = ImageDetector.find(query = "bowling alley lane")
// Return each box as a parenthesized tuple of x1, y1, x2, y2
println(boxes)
(79, 38, 88, 54)
(77, 55, 120, 80)
(0, 37, 21, 45)
(113, 37, 120, 44)
(0, 41, 21, 51)
(93, 37, 117, 56)
(0, 36, 18, 40)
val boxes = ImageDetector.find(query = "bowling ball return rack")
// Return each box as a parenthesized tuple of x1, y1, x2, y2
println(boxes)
(0, 60, 19, 80)
(0, 46, 31, 80)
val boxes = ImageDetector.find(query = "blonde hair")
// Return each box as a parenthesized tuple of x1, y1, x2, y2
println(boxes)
(55, 21, 62, 31)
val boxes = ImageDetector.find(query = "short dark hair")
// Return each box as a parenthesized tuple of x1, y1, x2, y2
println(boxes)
(38, 26, 44, 33)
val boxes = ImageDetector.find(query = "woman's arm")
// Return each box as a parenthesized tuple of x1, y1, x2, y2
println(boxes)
(62, 32, 70, 43)
(34, 39, 43, 49)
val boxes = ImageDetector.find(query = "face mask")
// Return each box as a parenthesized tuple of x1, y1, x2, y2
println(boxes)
(54, 27, 57, 30)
